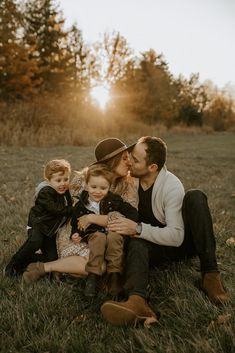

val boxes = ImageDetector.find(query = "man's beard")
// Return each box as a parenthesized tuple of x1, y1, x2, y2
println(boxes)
(130, 168, 149, 178)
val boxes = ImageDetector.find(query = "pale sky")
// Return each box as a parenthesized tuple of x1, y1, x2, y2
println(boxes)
(59, 0, 235, 89)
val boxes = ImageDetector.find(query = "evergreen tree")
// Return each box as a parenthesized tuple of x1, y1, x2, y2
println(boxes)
(24, 0, 71, 92)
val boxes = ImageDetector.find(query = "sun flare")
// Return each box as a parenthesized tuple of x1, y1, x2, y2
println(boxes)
(90, 85, 110, 110)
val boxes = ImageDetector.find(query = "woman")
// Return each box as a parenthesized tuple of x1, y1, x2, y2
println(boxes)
(23, 138, 138, 284)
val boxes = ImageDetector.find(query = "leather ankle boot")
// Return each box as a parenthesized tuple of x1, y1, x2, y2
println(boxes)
(107, 272, 123, 296)
(201, 272, 228, 305)
(4, 262, 18, 277)
(84, 273, 99, 297)
(101, 294, 158, 326)
(22, 262, 46, 285)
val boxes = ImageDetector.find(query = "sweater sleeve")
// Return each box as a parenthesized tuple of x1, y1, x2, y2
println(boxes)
(140, 184, 184, 247)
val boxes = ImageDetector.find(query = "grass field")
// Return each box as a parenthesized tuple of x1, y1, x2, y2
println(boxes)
(0, 132, 234, 353)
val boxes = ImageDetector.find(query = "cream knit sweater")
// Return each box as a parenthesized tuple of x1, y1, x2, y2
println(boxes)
(139, 165, 185, 247)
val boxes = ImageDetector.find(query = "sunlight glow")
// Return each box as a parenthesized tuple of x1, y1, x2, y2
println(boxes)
(90, 85, 110, 110)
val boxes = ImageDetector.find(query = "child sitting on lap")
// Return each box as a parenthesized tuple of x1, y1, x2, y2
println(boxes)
(70, 164, 138, 297)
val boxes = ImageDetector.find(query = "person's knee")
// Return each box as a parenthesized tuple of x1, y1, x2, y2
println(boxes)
(127, 238, 148, 255)
(89, 232, 106, 246)
(184, 189, 207, 207)
(107, 231, 123, 247)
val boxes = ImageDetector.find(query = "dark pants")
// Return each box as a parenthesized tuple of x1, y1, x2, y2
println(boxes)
(6, 227, 58, 274)
(124, 190, 218, 298)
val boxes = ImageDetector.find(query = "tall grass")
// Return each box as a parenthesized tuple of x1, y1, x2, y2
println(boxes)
(0, 133, 234, 353)
(0, 97, 223, 146)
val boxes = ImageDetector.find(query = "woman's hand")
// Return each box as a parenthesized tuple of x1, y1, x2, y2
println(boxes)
(77, 214, 92, 231)
(71, 233, 82, 244)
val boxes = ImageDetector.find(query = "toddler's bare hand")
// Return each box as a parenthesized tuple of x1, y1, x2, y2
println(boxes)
(71, 233, 82, 244)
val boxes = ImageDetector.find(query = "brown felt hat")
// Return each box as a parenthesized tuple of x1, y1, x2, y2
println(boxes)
(92, 138, 130, 164)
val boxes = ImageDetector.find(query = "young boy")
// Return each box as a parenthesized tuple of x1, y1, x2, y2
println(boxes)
(5, 159, 73, 277)
(70, 164, 138, 297)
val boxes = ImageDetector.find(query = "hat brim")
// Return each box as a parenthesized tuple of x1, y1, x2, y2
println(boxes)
(125, 142, 136, 151)
(90, 142, 136, 166)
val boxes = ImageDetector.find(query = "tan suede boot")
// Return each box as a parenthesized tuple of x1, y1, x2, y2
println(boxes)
(101, 294, 158, 327)
(22, 262, 46, 285)
(201, 272, 228, 305)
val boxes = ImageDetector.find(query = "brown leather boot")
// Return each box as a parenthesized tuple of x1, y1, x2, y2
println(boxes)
(101, 294, 158, 327)
(201, 272, 228, 305)
(22, 262, 46, 285)
(107, 272, 123, 296)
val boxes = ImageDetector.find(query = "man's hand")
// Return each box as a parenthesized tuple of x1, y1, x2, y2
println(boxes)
(71, 233, 82, 244)
(107, 217, 137, 236)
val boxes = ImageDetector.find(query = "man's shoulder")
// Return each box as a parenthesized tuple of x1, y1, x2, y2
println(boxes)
(153, 166, 184, 195)
(165, 170, 183, 186)
(162, 172, 185, 204)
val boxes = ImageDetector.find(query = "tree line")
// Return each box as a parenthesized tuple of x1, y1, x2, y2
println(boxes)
(0, 0, 234, 131)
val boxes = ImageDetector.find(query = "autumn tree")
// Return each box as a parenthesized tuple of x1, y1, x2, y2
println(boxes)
(113, 49, 178, 125)
(0, 0, 40, 100)
(66, 24, 98, 95)
(203, 91, 235, 131)
(175, 73, 208, 126)
(95, 31, 133, 85)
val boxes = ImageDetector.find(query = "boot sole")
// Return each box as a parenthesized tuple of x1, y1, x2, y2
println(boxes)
(101, 302, 157, 326)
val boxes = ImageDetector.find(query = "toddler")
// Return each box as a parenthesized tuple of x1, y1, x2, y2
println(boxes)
(70, 164, 138, 297)
(5, 159, 73, 278)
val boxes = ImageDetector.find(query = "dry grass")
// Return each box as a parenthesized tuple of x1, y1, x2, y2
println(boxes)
(0, 98, 229, 147)
(0, 132, 234, 353)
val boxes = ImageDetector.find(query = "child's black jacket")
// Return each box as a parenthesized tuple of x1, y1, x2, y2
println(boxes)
(28, 186, 73, 237)
(71, 190, 138, 238)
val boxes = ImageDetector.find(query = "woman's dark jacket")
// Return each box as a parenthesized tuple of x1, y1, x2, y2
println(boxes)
(71, 190, 138, 239)
(28, 185, 73, 238)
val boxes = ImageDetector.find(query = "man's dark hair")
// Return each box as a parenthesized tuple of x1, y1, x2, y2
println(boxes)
(138, 136, 167, 171)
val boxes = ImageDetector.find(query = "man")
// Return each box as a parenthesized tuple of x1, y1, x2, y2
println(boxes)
(100, 136, 228, 326)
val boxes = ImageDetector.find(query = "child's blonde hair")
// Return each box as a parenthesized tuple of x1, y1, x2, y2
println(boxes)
(44, 159, 71, 180)
(85, 164, 113, 185)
